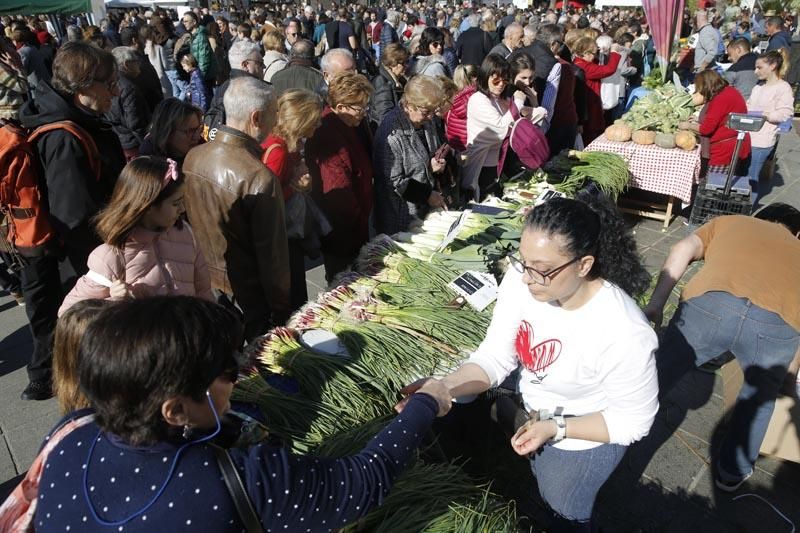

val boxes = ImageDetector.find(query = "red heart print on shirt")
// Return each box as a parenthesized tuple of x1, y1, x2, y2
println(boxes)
(515, 320, 562, 383)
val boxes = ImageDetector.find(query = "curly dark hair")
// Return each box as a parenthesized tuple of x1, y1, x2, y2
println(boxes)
(79, 297, 242, 446)
(524, 195, 650, 298)
(754, 202, 800, 235)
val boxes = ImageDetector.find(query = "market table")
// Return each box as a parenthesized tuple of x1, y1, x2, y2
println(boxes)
(585, 134, 702, 230)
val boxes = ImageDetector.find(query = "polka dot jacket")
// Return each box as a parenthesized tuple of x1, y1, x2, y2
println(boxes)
(33, 393, 439, 532)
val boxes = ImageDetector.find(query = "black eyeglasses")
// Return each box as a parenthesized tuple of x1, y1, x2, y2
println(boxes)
(508, 253, 580, 286)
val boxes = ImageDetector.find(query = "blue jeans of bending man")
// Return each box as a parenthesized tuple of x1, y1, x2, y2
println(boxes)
(657, 291, 799, 482)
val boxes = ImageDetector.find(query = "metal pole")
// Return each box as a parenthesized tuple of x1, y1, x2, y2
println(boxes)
(723, 131, 745, 197)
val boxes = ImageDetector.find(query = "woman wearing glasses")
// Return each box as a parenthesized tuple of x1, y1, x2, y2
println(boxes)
(17, 41, 127, 400)
(410, 27, 451, 78)
(398, 195, 658, 531)
(373, 75, 448, 235)
(138, 97, 204, 167)
(463, 53, 542, 202)
(306, 71, 375, 281)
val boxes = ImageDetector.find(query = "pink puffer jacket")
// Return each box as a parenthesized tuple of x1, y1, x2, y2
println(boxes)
(59, 224, 213, 316)
(445, 84, 477, 152)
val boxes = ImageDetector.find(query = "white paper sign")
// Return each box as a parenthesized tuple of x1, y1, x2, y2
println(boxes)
(448, 271, 498, 312)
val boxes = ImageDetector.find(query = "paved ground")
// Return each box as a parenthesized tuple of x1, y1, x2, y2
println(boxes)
(2, 130, 800, 530)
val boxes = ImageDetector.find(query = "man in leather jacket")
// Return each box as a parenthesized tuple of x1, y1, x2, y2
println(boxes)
(183, 76, 290, 340)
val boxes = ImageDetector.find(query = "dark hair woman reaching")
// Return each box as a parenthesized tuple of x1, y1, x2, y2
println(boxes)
(398, 196, 658, 531)
(32, 297, 452, 531)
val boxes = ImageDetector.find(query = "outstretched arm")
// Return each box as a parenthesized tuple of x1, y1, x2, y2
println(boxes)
(643, 233, 704, 326)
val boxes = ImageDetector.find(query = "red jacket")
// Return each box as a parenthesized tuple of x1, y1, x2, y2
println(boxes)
(261, 134, 298, 203)
(573, 52, 621, 144)
(305, 108, 373, 256)
(445, 84, 477, 152)
(699, 85, 751, 166)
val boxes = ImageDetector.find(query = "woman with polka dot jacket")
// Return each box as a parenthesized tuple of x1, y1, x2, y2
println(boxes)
(29, 296, 452, 532)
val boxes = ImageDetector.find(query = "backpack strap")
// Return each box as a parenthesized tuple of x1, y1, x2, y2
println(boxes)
(28, 121, 102, 181)
(210, 444, 262, 533)
(263, 57, 285, 75)
(263, 143, 280, 161)
(509, 99, 521, 121)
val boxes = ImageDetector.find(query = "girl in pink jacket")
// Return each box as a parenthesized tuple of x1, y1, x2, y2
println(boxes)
(59, 157, 213, 316)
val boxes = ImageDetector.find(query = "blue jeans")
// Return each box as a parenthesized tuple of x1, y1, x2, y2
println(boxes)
(747, 145, 773, 205)
(165, 69, 181, 99)
(657, 291, 799, 481)
(167, 70, 189, 101)
(530, 442, 627, 522)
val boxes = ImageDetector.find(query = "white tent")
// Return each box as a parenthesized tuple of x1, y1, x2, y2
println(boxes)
(594, 0, 643, 9)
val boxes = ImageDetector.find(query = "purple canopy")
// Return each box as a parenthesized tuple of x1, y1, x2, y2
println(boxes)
(642, 0, 686, 80)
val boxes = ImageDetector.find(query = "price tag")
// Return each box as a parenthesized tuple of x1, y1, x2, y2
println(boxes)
(436, 210, 469, 252)
(448, 271, 498, 312)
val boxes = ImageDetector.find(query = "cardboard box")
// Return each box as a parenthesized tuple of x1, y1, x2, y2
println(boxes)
(721, 360, 800, 464)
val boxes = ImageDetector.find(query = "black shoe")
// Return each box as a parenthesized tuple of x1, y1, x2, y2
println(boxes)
(21, 380, 53, 401)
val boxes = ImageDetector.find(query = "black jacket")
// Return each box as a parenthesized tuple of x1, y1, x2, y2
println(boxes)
(270, 61, 324, 96)
(18, 82, 125, 262)
(369, 65, 404, 131)
(134, 50, 164, 112)
(203, 69, 251, 137)
(455, 27, 493, 67)
(105, 75, 151, 150)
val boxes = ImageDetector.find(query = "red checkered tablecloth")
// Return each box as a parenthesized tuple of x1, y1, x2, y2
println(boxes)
(585, 135, 701, 203)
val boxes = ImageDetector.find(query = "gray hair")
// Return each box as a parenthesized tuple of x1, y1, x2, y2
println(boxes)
(386, 9, 401, 26)
(320, 48, 353, 74)
(111, 46, 139, 67)
(536, 23, 562, 47)
(596, 35, 613, 53)
(228, 39, 261, 70)
(66, 24, 82, 42)
(505, 22, 523, 35)
(289, 39, 315, 61)
(524, 24, 537, 39)
(224, 76, 274, 125)
(468, 14, 481, 28)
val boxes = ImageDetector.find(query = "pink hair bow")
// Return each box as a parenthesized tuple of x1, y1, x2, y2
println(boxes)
(161, 158, 179, 190)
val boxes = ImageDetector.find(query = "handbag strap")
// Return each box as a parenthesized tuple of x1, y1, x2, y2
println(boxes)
(211, 444, 262, 533)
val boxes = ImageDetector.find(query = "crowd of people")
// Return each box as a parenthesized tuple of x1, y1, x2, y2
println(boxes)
(0, 1, 799, 532)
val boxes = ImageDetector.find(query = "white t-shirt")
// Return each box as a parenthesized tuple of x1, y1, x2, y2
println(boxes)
(468, 268, 659, 451)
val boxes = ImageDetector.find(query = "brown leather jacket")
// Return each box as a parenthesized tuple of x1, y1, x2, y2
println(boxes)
(183, 126, 290, 335)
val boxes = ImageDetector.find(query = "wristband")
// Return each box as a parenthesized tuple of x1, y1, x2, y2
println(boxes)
(552, 415, 567, 442)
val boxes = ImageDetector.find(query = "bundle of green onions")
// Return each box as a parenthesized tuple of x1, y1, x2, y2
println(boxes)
(232, 371, 351, 453)
(339, 462, 517, 533)
(544, 150, 630, 198)
(234, 373, 521, 532)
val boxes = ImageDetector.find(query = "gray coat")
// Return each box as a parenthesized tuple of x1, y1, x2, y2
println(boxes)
(412, 54, 450, 78)
(694, 25, 720, 69)
(373, 105, 441, 235)
(724, 52, 758, 100)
